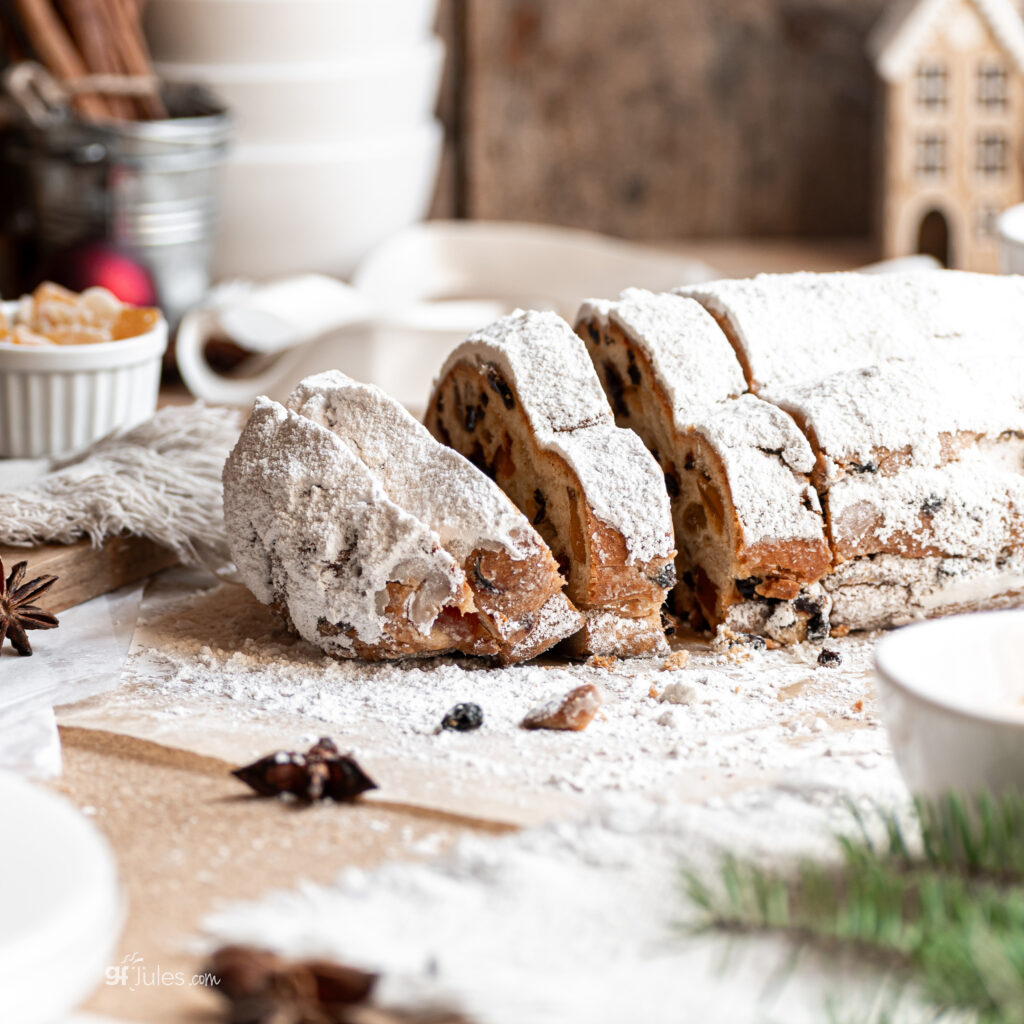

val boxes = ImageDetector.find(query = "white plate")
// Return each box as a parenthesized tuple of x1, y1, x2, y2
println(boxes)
(0, 772, 123, 1023)
(145, 0, 438, 65)
(875, 610, 1024, 798)
(213, 123, 443, 279)
(157, 38, 444, 145)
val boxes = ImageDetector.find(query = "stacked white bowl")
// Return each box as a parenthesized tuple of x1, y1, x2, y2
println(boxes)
(146, 0, 444, 279)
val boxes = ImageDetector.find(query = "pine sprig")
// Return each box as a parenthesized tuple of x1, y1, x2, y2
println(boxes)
(683, 792, 1024, 1022)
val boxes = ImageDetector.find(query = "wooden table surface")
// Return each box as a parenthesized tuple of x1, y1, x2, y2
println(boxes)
(45, 238, 872, 1022)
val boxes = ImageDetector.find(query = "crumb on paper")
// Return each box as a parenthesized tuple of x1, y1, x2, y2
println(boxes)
(522, 684, 604, 731)
(662, 650, 690, 671)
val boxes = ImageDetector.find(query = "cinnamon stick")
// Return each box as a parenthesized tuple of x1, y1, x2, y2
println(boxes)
(103, 0, 165, 119)
(58, 0, 135, 118)
(13, 0, 112, 118)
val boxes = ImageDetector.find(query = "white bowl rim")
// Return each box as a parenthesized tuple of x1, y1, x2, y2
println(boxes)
(0, 301, 168, 362)
(229, 120, 441, 163)
(874, 609, 1024, 731)
(997, 204, 1024, 245)
(155, 36, 443, 80)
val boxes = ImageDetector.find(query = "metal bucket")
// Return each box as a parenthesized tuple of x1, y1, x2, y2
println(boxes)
(13, 83, 231, 328)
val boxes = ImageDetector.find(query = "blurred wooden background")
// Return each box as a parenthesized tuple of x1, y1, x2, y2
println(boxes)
(431, 0, 892, 239)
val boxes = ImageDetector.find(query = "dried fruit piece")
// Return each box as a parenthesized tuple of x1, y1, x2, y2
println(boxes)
(522, 683, 603, 731)
(441, 702, 484, 732)
(817, 648, 842, 668)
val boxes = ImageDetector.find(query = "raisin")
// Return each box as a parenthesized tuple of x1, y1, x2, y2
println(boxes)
(806, 613, 828, 643)
(660, 609, 676, 636)
(921, 495, 944, 517)
(739, 633, 766, 651)
(650, 563, 677, 589)
(817, 648, 842, 668)
(532, 488, 547, 525)
(852, 460, 877, 474)
(627, 349, 641, 386)
(603, 361, 629, 417)
(681, 571, 695, 590)
(479, 390, 489, 407)
(441, 702, 484, 732)
(464, 404, 482, 431)
(487, 368, 516, 409)
(794, 595, 821, 615)
(586, 322, 600, 345)
(665, 470, 680, 498)
(472, 554, 502, 594)
(436, 392, 445, 413)
(736, 576, 762, 600)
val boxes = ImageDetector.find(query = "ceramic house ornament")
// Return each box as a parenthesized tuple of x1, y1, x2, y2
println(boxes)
(869, 0, 1024, 271)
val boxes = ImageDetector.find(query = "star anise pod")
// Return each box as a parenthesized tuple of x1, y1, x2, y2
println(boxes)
(0, 556, 59, 657)
(204, 944, 377, 1024)
(232, 737, 378, 803)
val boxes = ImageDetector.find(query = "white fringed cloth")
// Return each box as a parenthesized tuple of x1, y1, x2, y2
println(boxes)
(0, 405, 242, 574)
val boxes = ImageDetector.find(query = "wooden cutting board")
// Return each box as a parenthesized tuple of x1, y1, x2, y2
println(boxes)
(0, 535, 178, 613)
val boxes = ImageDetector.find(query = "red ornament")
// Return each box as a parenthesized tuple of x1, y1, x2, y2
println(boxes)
(39, 240, 156, 306)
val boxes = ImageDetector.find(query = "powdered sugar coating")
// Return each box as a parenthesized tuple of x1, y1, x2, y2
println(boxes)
(826, 438, 1024, 560)
(439, 309, 613, 433)
(437, 310, 674, 565)
(580, 288, 747, 423)
(769, 359, 1024, 483)
(694, 395, 824, 547)
(286, 371, 536, 563)
(223, 399, 463, 654)
(676, 270, 1024, 390)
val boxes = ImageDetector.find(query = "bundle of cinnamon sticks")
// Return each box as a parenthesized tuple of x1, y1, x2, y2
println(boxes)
(7, 0, 166, 120)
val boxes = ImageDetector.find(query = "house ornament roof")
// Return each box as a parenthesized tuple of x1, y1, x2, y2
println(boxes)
(868, 0, 1024, 80)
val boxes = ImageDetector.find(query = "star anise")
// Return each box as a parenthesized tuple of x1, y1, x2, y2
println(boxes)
(204, 944, 377, 1023)
(232, 737, 378, 803)
(0, 556, 59, 657)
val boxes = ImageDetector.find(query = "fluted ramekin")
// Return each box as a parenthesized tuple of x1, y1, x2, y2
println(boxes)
(0, 304, 168, 458)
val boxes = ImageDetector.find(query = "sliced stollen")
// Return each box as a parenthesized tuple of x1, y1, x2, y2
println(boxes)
(674, 270, 1024, 631)
(223, 376, 581, 663)
(426, 309, 677, 657)
(576, 289, 832, 645)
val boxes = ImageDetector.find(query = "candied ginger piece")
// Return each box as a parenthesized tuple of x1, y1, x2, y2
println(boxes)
(80, 287, 122, 325)
(48, 325, 111, 345)
(112, 306, 159, 340)
(12, 325, 57, 346)
(33, 281, 78, 306)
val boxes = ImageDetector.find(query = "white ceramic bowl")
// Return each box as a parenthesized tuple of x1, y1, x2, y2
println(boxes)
(875, 610, 1024, 799)
(0, 305, 168, 458)
(0, 772, 123, 1024)
(997, 204, 1024, 274)
(145, 0, 438, 65)
(156, 39, 444, 145)
(213, 122, 442, 279)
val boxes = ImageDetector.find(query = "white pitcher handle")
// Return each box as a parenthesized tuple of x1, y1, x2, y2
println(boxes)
(176, 308, 296, 406)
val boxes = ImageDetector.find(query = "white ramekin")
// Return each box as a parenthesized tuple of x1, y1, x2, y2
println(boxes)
(0, 305, 168, 458)
(875, 610, 1024, 800)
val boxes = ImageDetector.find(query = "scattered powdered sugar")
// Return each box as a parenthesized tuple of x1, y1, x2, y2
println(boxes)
(222, 400, 462, 654)
(114, 571, 885, 809)
(694, 394, 825, 546)
(437, 309, 673, 565)
(286, 371, 536, 564)
(80, 570, 922, 1022)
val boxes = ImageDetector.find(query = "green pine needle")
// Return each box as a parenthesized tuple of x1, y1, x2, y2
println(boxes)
(683, 791, 1024, 1022)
